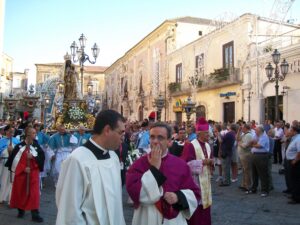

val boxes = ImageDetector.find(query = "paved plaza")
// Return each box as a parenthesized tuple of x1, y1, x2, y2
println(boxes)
(0, 164, 299, 225)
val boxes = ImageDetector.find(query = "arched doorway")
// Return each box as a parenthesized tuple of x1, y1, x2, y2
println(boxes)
(196, 105, 206, 119)
(138, 105, 143, 121)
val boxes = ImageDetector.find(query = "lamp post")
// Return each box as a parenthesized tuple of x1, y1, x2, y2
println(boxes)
(153, 94, 165, 121)
(70, 34, 100, 95)
(182, 96, 196, 128)
(265, 49, 289, 122)
(43, 94, 51, 126)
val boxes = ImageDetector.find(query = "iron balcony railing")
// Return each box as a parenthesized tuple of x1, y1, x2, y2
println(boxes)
(169, 68, 241, 96)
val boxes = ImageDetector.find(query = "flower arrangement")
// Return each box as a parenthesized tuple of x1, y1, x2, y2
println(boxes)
(63, 106, 87, 124)
(68, 106, 85, 120)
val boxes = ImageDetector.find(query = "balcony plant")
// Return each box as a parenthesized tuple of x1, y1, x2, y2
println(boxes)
(209, 68, 230, 82)
(168, 82, 181, 93)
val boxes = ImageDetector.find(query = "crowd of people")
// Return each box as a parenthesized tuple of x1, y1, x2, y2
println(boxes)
(0, 111, 299, 224)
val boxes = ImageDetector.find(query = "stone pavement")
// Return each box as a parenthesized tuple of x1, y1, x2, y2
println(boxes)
(0, 164, 299, 225)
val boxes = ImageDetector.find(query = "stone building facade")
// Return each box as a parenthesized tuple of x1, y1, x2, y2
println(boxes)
(168, 13, 300, 124)
(104, 17, 216, 121)
(104, 13, 300, 124)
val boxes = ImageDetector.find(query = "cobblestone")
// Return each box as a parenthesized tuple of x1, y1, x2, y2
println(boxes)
(0, 164, 299, 225)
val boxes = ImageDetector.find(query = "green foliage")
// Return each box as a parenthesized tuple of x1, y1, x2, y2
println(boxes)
(209, 68, 230, 82)
(168, 82, 181, 93)
(263, 45, 273, 53)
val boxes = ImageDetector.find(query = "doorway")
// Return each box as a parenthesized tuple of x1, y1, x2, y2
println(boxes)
(264, 96, 283, 122)
(223, 102, 235, 123)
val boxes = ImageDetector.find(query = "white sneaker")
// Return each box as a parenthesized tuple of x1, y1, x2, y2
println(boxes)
(231, 178, 238, 183)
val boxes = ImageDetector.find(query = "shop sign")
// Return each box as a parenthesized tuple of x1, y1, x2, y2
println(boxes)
(220, 92, 236, 97)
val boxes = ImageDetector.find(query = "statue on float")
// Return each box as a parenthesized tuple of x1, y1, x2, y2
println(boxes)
(51, 55, 95, 130)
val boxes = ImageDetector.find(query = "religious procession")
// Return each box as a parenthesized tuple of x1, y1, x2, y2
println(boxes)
(0, 60, 299, 225)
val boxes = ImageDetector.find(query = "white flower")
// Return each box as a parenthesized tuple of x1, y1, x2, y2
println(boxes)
(68, 106, 85, 121)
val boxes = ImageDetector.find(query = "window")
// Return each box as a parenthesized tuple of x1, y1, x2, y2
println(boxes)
(13, 78, 21, 88)
(175, 63, 182, 83)
(223, 41, 234, 68)
(43, 73, 50, 82)
(195, 53, 204, 76)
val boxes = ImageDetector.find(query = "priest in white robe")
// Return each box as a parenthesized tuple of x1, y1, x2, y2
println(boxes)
(55, 110, 126, 225)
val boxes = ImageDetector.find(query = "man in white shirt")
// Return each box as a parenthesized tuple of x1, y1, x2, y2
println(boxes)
(274, 122, 284, 164)
(55, 110, 126, 225)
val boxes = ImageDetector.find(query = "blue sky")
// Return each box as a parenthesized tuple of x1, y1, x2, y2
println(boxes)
(3, 0, 300, 83)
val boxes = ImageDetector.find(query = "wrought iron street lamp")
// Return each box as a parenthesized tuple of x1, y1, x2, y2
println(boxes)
(41, 93, 51, 126)
(265, 49, 289, 121)
(70, 34, 100, 95)
(182, 96, 196, 127)
(153, 94, 165, 121)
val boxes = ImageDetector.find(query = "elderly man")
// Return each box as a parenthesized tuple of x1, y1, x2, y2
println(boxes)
(237, 123, 253, 191)
(247, 126, 270, 197)
(285, 125, 300, 204)
(5, 126, 45, 222)
(126, 122, 199, 225)
(182, 117, 214, 225)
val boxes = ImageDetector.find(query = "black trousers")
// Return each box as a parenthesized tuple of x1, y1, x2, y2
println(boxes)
(291, 161, 300, 202)
(251, 154, 269, 193)
(273, 140, 282, 164)
(284, 159, 293, 192)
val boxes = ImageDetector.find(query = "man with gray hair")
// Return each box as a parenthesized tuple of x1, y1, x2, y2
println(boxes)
(237, 123, 253, 191)
(247, 125, 270, 197)
(285, 125, 300, 204)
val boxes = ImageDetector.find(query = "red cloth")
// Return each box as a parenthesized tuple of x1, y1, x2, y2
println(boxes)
(196, 117, 209, 132)
(188, 204, 211, 225)
(10, 148, 40, 210)
(23, 111, 29, 120)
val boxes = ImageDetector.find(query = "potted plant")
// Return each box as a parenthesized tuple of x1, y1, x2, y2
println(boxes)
(209, 68, 230, 82)
(168, 82, 181, 93)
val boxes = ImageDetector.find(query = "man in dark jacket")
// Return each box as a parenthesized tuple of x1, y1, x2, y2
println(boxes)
(220, 124, 237, 186)
(5, 126, 45, 222)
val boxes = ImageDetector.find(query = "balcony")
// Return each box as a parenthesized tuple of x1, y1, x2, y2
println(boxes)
(169, 68, 241, 97)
